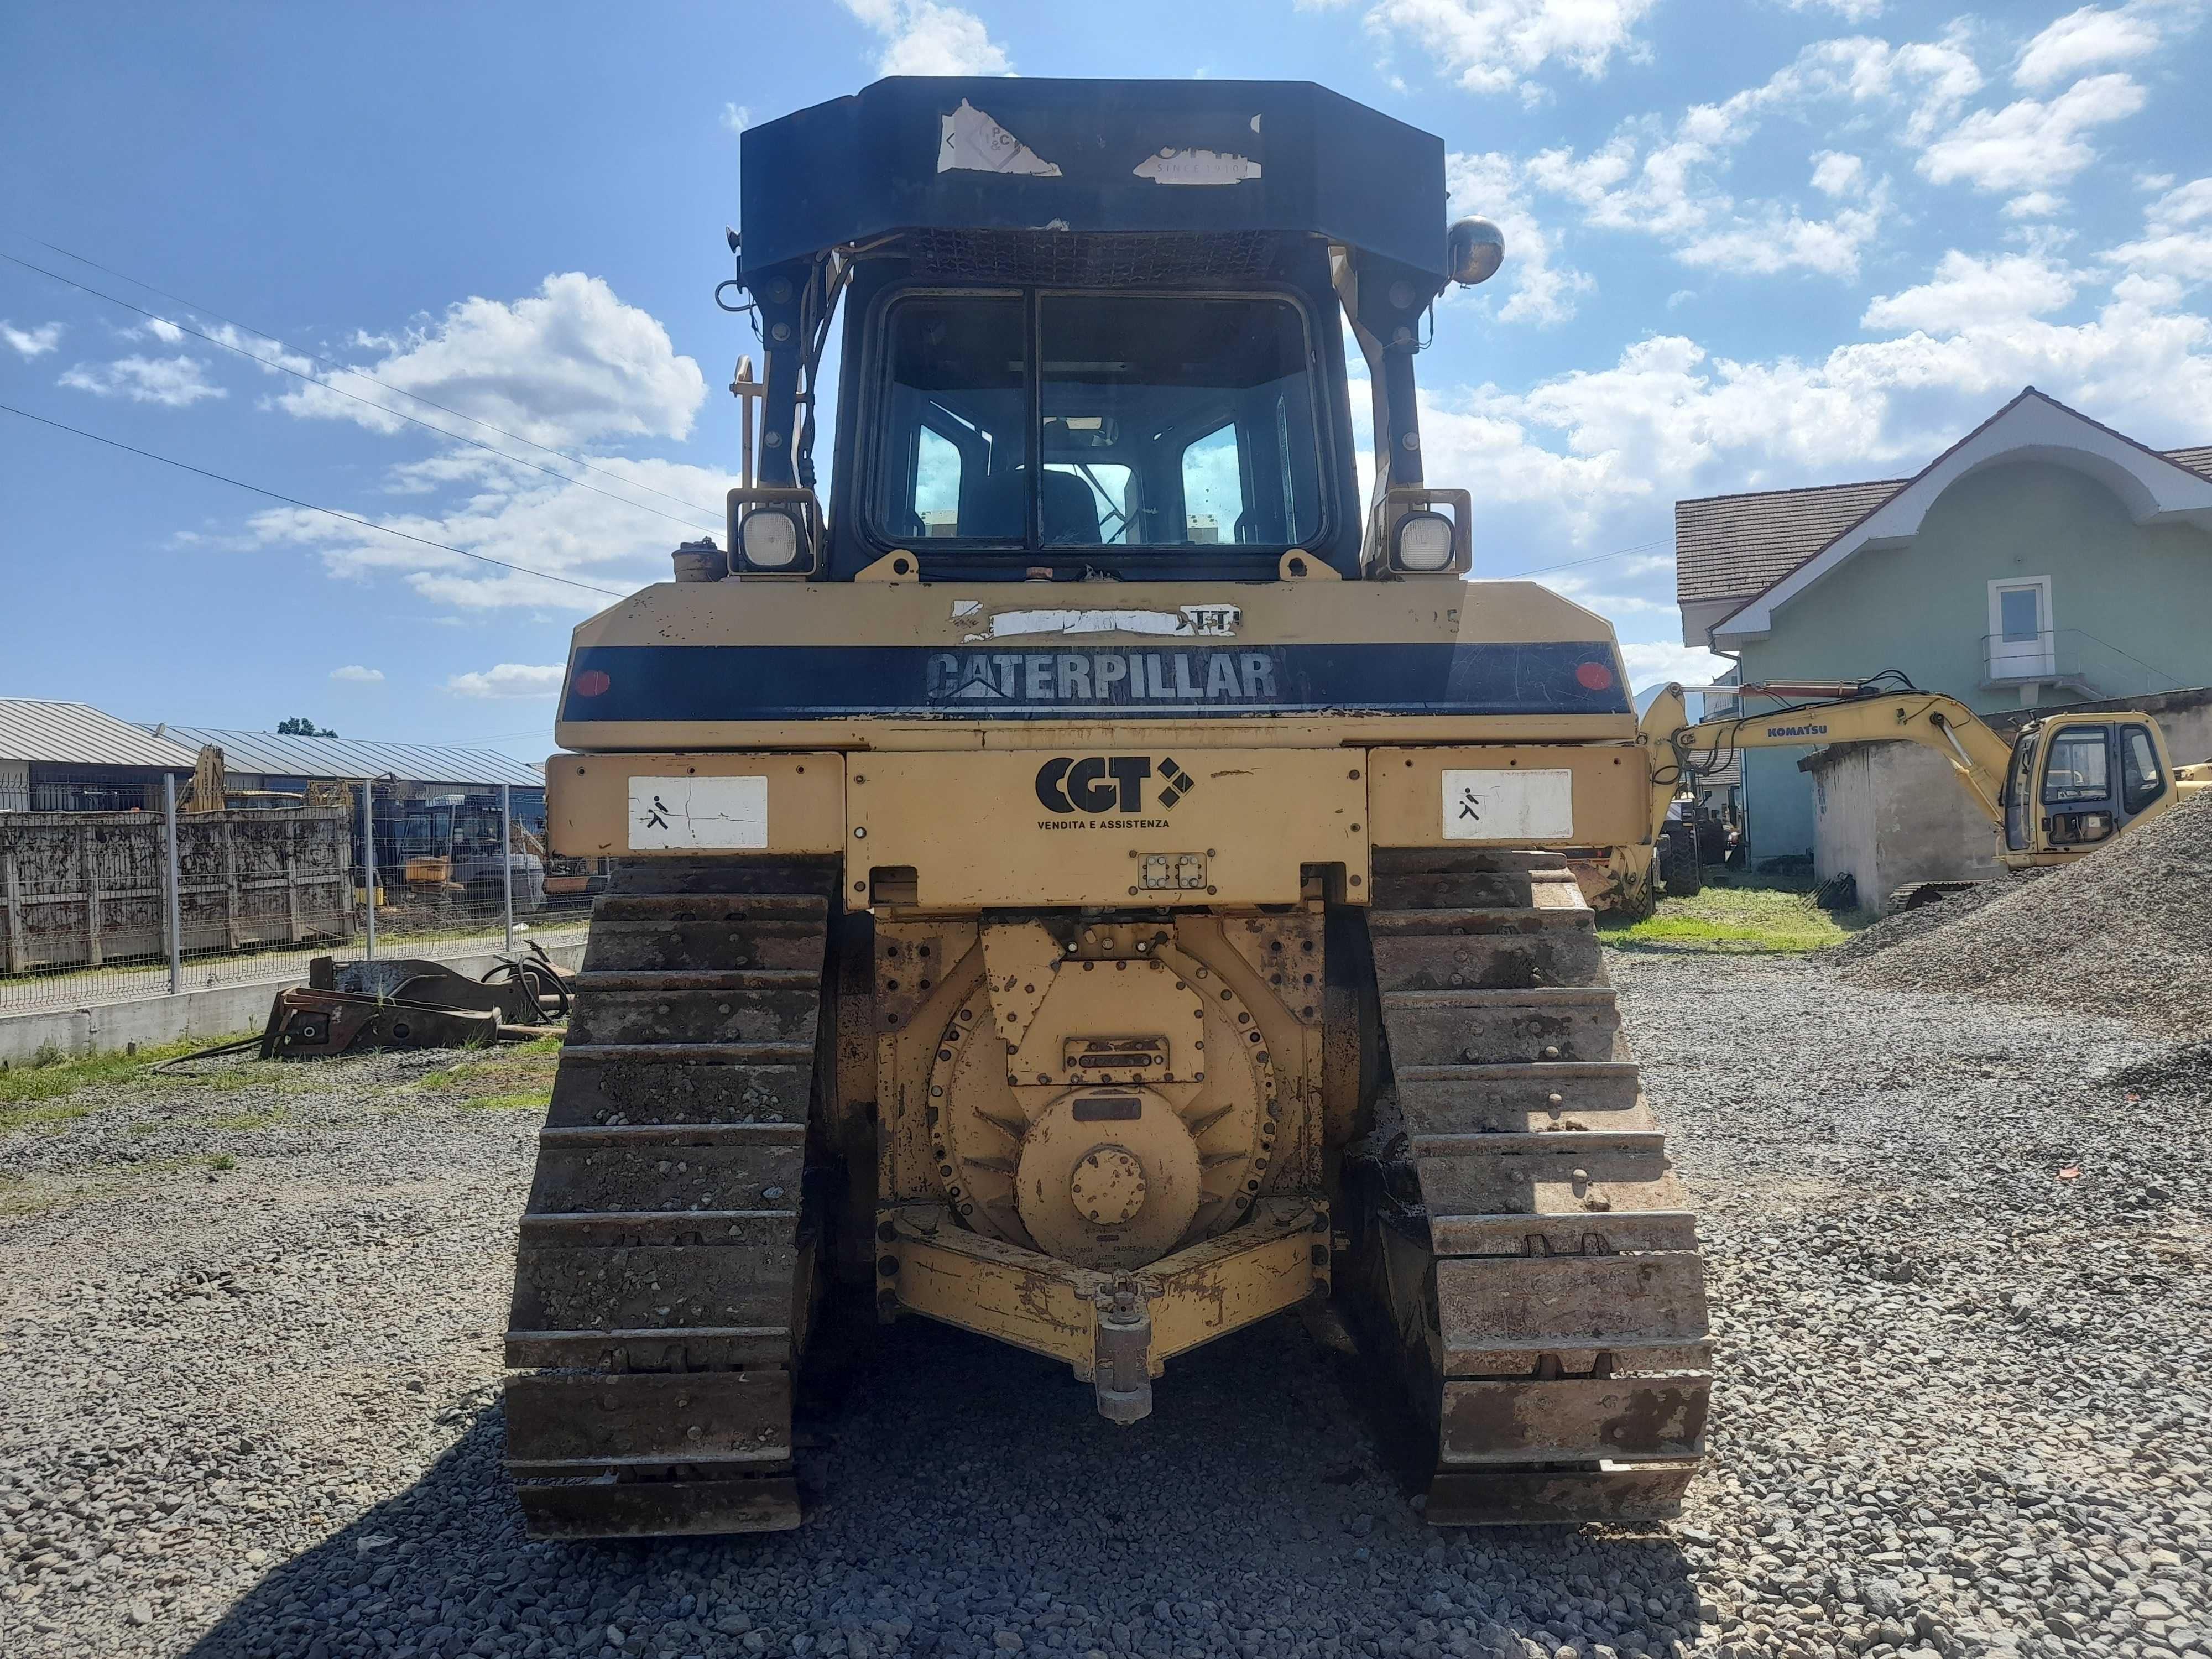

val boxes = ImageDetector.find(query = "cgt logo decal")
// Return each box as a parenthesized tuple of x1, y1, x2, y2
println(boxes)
(1036, 755, 1199, 815)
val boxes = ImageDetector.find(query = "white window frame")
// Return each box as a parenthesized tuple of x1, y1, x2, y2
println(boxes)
(1986, 575, 2054, 680)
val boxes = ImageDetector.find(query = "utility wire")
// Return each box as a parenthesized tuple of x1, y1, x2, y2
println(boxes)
(1498, 536, 1671, 581)
(24, 237, 729, 520)
(0, 402, 629, 599)
(2, 247, 724, 531)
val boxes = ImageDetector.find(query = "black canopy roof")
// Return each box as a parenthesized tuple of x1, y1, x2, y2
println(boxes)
(739, 77, 1448, 285)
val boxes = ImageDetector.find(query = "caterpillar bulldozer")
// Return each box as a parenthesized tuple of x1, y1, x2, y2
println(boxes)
(504, 77, 1713, 1540)
(1641, 677, 2210, 899)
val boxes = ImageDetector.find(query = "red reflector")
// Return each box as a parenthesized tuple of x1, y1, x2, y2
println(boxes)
(1575, 661, 1614, 691)
(573, 670, 611, 698)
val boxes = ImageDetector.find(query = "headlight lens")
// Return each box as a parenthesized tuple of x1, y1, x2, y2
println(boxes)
(1395, 510, 1454, 572)
(739, 507, 801, 569)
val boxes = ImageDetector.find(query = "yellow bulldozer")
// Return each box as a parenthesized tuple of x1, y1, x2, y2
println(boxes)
(1640, 678, 2209, 899)
(505, 76, 1712, 1540)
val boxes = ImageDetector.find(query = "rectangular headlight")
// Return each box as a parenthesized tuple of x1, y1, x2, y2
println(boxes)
(1394, 509, 1455, 572)
(738, 507, 801, 570)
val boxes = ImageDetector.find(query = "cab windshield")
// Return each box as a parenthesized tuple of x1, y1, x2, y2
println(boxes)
(869, 291, 1326, 556)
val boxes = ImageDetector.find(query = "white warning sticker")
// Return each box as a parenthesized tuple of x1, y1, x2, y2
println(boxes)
(628, 775, 768, 850)
(1441, 769, 1574, 841)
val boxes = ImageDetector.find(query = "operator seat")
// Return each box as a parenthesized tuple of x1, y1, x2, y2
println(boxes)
(965, 467, 1102, 545)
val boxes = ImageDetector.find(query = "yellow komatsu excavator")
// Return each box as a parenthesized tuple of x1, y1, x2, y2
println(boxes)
(1639, 677, 2209, 881)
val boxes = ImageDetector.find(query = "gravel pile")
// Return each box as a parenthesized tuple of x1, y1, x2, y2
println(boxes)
(1842, 790, 2212, 1035)
(4, 956, 2209, 1659)
(1817, 875, 2043, 969)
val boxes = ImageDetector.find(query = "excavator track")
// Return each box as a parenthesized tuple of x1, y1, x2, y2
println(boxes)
(1349, 849, 1710, 1525)
(503, 867, 833, 1539)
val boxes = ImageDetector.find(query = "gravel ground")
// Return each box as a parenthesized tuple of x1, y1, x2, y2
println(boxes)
(3, 951, 2208, 1659)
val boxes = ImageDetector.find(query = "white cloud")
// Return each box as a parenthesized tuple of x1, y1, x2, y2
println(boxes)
(2015, 4, 2164, 90)
(1445, 151, 1593, 325)
(2, 320, 64, 358)
(838, 0, 1011, 76)
(246, 451, 737, 612)
(1406, 262, 2212, 567)
(1677, 190, 1888, 279)
(2004, 190, 2068, 220)
(721, 102, 750, 134)
(1860, 250, 2079, 332)
(330, 665, 385, 684)
(56, 355, 227, 407)
(1810, 151, 1865, 196)
(2108, 176, 2212, 287)
(1346, 0, 1658, 100)
(1514, 40, 1939, 281)
(1619, 640, 1737, 691)
(448, 664, 566, 700)
(274, 274, 706, 449)
(1918, 72, 2147, 196)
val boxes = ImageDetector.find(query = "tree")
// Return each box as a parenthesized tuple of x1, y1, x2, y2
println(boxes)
(276, 717, 339, 737)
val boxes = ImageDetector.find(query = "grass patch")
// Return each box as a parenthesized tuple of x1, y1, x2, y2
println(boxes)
(203, 1106, 287, 1131)
(0, 1100, 93, 1134)
(207, 1153, 237, 1172)
(0, 1036, 231, 1110)
(1601, 879, 1860, 953)
(417, 1047, 559, 1096)
(456, 1090, 551, 1113)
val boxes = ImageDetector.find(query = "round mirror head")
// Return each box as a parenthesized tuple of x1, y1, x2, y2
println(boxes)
(1448, 216, 1506, 286)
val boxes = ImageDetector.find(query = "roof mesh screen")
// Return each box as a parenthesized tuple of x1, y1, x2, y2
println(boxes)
(904, 228, 1285, 286)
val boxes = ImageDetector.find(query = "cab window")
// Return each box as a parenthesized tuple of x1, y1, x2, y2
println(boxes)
(2120, 724, 2165, 815)
(2004, 734, 2036, 851)
(867, 289, 1326, 557)
(873, 295, 1030, 543)
(2041, 728, 2111, 804)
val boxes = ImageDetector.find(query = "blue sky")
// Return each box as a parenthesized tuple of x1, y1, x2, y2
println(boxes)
(3, 0, 2208, 759)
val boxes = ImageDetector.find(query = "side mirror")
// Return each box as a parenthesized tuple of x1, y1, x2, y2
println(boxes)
(1448, 217, 1505, 286)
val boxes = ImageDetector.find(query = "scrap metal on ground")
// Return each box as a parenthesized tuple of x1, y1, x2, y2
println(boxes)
(258, 942, 570, 1060)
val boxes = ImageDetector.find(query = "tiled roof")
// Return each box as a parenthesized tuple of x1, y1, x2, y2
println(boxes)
(1674, 478, 1906, 604)
(1677, 444, 2212, 607)
(0, 698, 200, 769)
(144, 725, 546, 789)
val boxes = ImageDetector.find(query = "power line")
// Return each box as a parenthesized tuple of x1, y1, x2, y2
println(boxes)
(1, 247, 724, 531)
(1497, 536, 1672, 581)
(23, 236, 730, 521)
(0, 401, 629, 599)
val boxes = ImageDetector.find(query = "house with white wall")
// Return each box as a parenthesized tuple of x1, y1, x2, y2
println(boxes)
(1674, 388, 2212, 869)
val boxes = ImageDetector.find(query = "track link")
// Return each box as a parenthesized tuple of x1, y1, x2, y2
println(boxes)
(1352, 849, 1709, 1525)
(503, 875, 831, 1538)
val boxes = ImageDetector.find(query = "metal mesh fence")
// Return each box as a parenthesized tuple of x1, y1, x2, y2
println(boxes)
(0, 774, 594, 1020)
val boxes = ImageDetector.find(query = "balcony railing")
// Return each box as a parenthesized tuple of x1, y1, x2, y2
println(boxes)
(1980, 628, 2183, 701)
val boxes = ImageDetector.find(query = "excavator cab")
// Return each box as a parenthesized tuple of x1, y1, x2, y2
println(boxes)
(2004, 715, 2178, 855)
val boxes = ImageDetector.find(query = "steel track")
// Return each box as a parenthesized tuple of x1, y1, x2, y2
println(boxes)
(502, 870, 832, 1538)
(1352, 849, 1711, 1524)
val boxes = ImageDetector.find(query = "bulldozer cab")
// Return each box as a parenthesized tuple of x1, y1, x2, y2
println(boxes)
(2004, 714, 2179, 855)
(728, 77, 1496, 585)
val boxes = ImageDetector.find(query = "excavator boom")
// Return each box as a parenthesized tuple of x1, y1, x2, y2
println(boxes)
(1639, 687, 2013, 843)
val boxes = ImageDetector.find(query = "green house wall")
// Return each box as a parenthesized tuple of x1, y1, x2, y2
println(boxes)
(1732, 460, 2212, 863)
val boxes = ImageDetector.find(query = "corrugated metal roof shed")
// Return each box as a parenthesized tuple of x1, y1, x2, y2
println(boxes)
(145, 724, 547, 789)
(0, 698, 200, 768)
